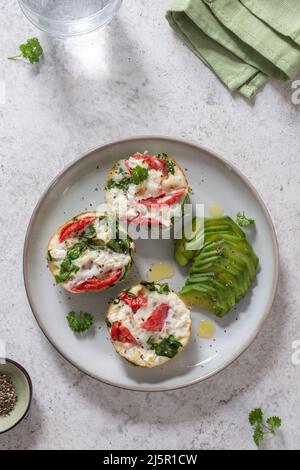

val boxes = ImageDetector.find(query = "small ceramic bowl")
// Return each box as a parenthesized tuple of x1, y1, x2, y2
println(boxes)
(0, 359, 32, 434)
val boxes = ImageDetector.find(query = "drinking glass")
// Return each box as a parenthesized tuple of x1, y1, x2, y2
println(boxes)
(18, 0, 122, 37)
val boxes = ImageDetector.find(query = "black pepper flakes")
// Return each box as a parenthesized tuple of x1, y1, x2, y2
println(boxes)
(0, 373, 17, 417)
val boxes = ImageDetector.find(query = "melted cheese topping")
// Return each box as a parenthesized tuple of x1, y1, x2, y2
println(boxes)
(106, 154, 189, 227)
(48, 212, 132, 290)
(107, 285, 191, 368)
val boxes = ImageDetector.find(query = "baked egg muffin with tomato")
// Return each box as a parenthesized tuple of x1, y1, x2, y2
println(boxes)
(105, 152, 189, 227)
(47, 212, 134, 293)
(106, 282, 191, 368)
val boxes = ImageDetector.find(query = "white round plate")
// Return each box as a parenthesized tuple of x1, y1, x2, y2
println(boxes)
(23, 136, 278, 391)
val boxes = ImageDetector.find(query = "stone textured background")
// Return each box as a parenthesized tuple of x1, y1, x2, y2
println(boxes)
(0, 0, 299, 450)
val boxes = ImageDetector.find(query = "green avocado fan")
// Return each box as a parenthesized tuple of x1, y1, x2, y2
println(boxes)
(175, 216, 259, 317)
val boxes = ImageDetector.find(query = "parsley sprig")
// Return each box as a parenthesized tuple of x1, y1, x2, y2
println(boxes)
(67, 311, 94, 333)
(236, 211, 255, 227)
(131, 165, 148, 184)
(8, 38, 43, 64)
(249, 408, 282, 446)
(107, 165, 148, 190)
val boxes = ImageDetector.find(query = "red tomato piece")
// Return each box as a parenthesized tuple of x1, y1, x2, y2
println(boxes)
(120, 292, 148, 313)
(71, 270, 122, 293)
(138, 189, 186, 208)
(59, 216, 96, 243)
(130, 153, 169, 175)
(110, 321, 139, 345)
(140, 304, 169, 332)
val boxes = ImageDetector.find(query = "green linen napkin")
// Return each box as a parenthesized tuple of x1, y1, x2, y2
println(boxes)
(166, 0, 300, 98)
(241, 0, 300, 46)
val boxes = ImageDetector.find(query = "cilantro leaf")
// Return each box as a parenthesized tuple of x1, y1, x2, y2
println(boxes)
(249, 408, 263, 426)
(249, 408, 282, 446)
(67, 311, 93, 333)
(236, 212, 255, 227)
(8, 37, 43, 64)
(253, 426, 264, 446)
(266, 416, 282, 433)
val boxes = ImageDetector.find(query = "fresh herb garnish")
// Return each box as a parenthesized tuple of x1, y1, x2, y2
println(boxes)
(157, 153, 175, 174)
(55, 257, 80, 284)
(105, 319, 112, 328)
(236, 212, 255, 227)
(249, 408, 282, 447)
(47, 250, 53, 262)
(131, 165, 148, 184)
(107, 165, 148, 190)
(141, 281, 170, 294)
(80, 224, 97, 241)
(67, 311, 94, 333)
(149, 335, 182, 358)
(66, 241, 86, 260)
(106, 178, 131, 191)
(107, 238, 131, 255)
(55, 242, 85, 284)
(8, 37, 43, 64)
(165, 160, 175, 174)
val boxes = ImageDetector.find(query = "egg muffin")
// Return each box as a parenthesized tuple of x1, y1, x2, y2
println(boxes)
(47, 212, 134, 293)
(105, 152, 189, 227)
(106, 282, 191, 368)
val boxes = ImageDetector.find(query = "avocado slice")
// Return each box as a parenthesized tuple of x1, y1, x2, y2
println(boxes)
(204, 216, 245, 238)
(176, 216, 259, 317)
(174, 216, 204, 266)
(174, 216, 246, 266)
(174, 236, 195, 266)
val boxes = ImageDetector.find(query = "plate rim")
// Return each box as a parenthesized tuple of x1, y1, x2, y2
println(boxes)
(23, 135, 279, 392)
